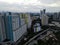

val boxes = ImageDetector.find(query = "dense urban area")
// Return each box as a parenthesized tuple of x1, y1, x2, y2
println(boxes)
(0, 9, 60, 45)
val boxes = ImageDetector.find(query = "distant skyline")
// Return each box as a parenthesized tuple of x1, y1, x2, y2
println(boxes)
(0, 0, 60, 12)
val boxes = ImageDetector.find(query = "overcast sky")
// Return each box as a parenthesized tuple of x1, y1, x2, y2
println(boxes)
(0, 0, 60, 12)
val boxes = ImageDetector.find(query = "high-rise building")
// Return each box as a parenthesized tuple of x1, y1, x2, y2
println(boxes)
(53, 13, 57, 20)
(43, 9, 46, 14)
(41, 14, 49, 25)
(0, 12, 6, 42)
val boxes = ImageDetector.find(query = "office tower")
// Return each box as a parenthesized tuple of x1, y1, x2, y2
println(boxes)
(53, 13, 57, 21)
(58, 12, 60, 21)
(43, 9, 46, 14)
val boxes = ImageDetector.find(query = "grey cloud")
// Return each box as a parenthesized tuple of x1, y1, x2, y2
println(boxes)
(0, 2, 60, 12)
(38, 0, 60, 4)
